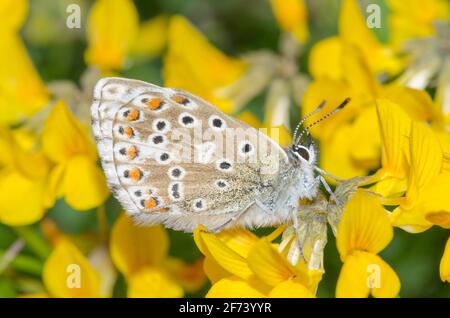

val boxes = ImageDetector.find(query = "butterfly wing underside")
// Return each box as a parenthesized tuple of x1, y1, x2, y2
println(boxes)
(91, 77, 288, 232)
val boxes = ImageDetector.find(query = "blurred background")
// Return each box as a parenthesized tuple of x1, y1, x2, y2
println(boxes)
(0, 0, 449, 298)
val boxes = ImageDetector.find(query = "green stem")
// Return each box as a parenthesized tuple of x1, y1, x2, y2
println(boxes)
(13, 226, 51, 260)
(0, 250, 43, 276)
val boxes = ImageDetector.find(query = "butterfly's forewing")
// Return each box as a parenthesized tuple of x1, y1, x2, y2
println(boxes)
(92, 77, 289, 232)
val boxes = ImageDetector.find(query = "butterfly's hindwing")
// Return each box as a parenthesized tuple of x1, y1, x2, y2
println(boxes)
(92, 77, 290, 232)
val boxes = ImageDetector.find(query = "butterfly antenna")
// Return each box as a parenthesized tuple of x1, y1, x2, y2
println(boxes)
(295, 98, 351, 145)
(292, 100, 326, 141)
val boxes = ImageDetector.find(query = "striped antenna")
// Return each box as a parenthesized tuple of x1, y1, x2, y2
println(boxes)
(295, 98, 351, 145)
(292, 100, 326, 142)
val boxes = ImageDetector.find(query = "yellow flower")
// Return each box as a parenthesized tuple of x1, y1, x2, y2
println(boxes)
(303, 43, 434, 179)
(336, 190, 400, 298)
(309, 0, 403, 79)
(440, 237, 450, 283)
(194, 227, 318, 298)
(131, 15, 168, 58)
(0, 0, 49, 124)
(164, 258, 208, 294)
(0, 0, 28, 31)
(270, 0, 309, 43)
(163, 16, 247, 114)
(369, 99, 411, 197)
(42, 100, 109, 211)
(391, 122, 450, 232)
(42, 240, 101, 298)
(387, 0, 449, 50)
(110, 213, 184, 298)
(85, 0, 139, 71)
(368, 99, 450, 233)
(0, 126, 50, 225)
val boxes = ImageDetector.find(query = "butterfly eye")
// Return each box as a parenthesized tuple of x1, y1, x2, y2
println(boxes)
(294, 146, 310, 161)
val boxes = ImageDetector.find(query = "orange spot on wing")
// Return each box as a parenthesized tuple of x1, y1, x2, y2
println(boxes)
(146, 98, 164, 110)
(145, 197, 157, 209)
(171, 94, 189, 105)
(124, 127, 134, 138)
(129, 167, 142, 182)
(127, 146, 138, 160)
(127, 109, 140, 121)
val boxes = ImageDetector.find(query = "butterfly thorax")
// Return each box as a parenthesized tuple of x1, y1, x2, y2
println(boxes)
(285, 147, 319, 201)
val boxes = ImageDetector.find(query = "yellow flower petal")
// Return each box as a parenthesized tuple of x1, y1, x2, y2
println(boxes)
(110, 213, 169, 278)
(270, 0, 309, 43)
(337, 190, 393, 260)
(196, 229, 253, 280)
(45, 162, 66, 208)
(320, 125, 368, 180)
(0, 126, 49, 178)
(247, 238, 296, 287)
(336, 251, 400, 298)
(164, 16, 246, 114)
(202, 256, 231, 284)
(388, 0, 449, 49)
(371, 176, 407, 198)
(375, 99, 411, 179)
(341, 44, 378, 97)
(247, 237, 322, 292)
(206, 276, 268, 298)
(340, 0, 402, 75)
(392, 173, 450, 231)
(85, 0, 139, 71)
(0, 0, 28, 31)
(42, 100, 96, 163)
(43, 240, 101, 298)
(248, 238, 296, 286)
(215, 228, 259, 258)
(426, 212, 450, 229)
(404, 122, 442, 208)
(339, 0, 380, 56)
(309, 37, 343, 80)
(380, 85, 435, 122)
(348, 105, 380, 169)
(0, 33, 49, 124)
(165, 258, 207, 293)
(0, 170, 47, 225)
(131, 15, 168, 58)
(63, 156, 109, 210)
(440, 236, 450, 283)
(128, 268, 183, 298)
(268, 279, 315, 298)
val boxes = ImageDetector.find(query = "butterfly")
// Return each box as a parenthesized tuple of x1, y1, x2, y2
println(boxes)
(91, 77, 349, 234)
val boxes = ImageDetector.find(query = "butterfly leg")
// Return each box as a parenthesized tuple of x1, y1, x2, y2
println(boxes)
(291, 208, 306, 262)
(314, 166, 343, 183)
(317, 175, 343, 210)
